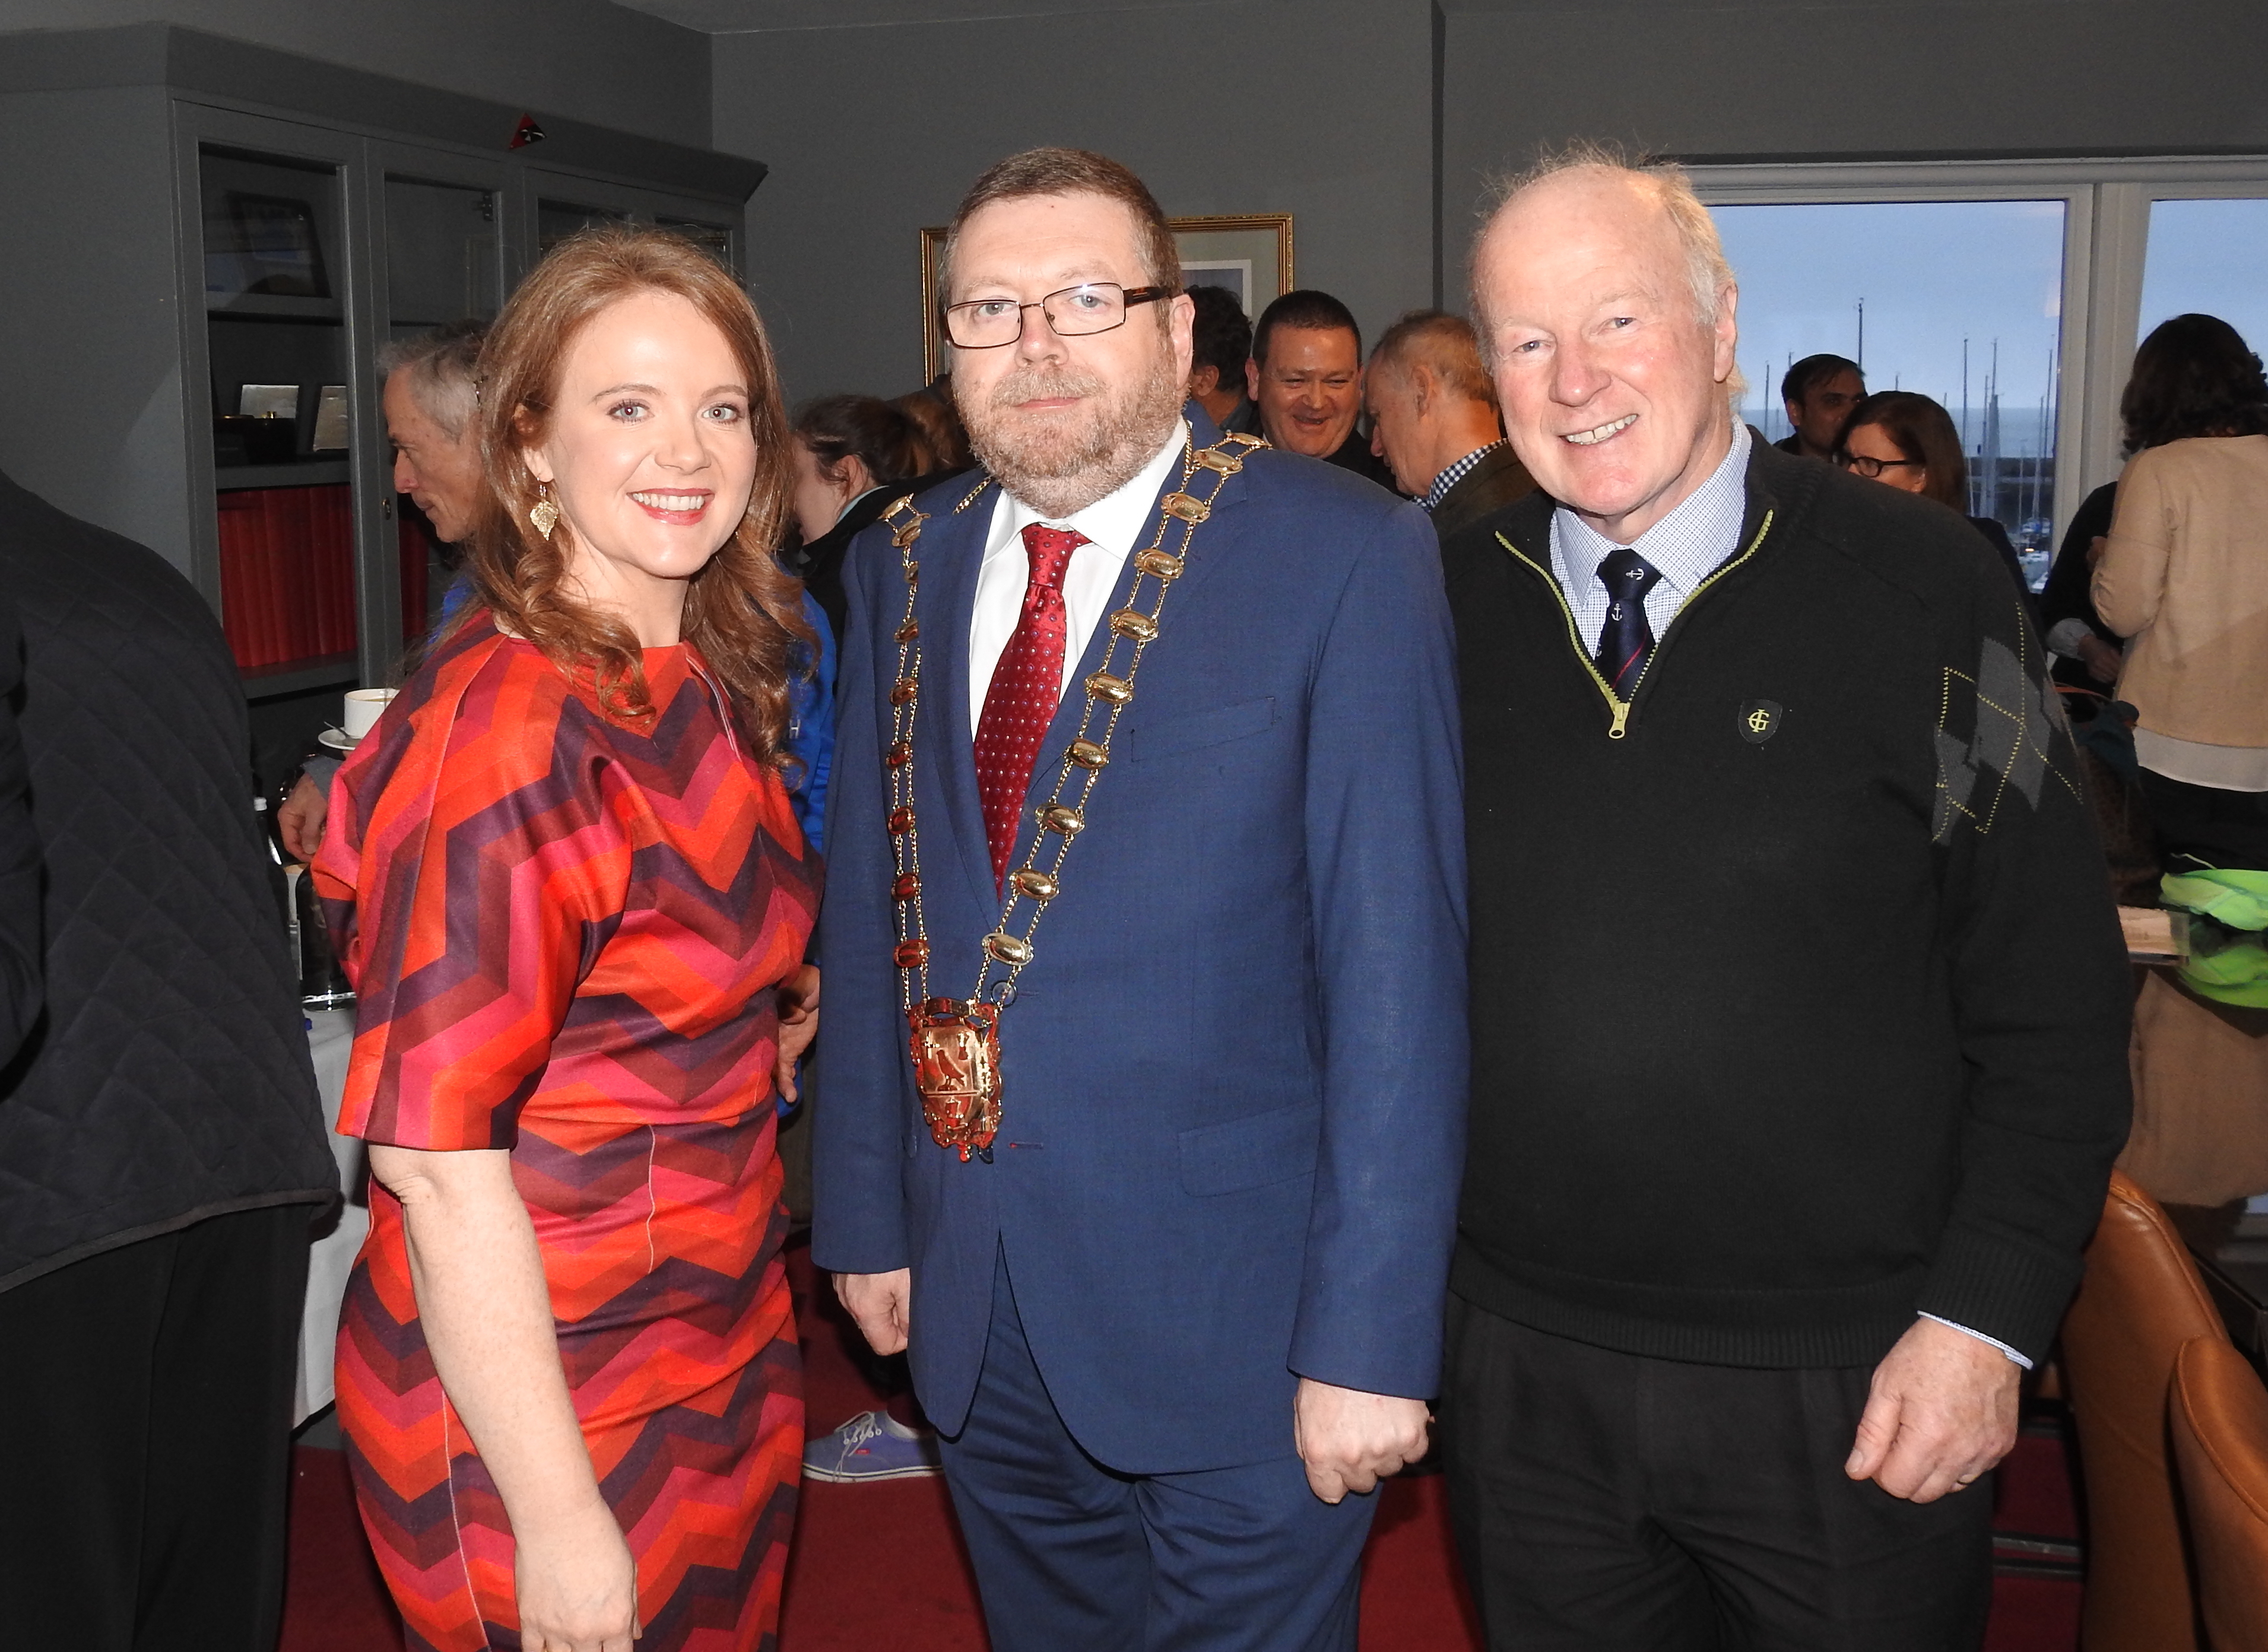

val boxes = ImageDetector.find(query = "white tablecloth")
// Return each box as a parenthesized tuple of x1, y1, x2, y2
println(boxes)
(293, 1006, 367, 1426)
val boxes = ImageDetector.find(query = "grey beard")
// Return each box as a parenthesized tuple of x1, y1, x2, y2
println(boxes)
(966, 347, 1184, 520)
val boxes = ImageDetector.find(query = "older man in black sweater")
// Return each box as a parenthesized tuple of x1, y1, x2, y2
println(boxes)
(1439, 154, 2131, 1650)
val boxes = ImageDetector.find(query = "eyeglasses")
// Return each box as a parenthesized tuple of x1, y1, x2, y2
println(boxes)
(942, 282, 1172, 350)
(1838, 453, 1926, 479)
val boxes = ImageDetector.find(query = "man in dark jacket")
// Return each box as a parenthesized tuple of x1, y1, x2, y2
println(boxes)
(1363, 309, 1534, 543)
(1247, 288, 1400, 491)
(1441, 154, 2131, 1648)
(0, 469, 340, 1650)
(1775, 352, 1865, 460)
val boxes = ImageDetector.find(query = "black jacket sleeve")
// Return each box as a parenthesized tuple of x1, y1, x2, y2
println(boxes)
(0, 598, 43, 1068)
(1916, 554, 2133, 1362)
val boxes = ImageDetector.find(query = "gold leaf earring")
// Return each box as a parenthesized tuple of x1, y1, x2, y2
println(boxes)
(528, 482, 560, 539)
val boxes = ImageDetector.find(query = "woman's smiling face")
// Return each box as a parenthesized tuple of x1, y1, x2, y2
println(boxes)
(526, 287, 757, 633)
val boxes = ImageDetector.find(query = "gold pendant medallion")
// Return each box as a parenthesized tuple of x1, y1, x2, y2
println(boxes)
(909, 998, 1002, 1161)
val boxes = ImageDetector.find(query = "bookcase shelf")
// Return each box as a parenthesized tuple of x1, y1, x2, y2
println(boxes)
(217, 460, 351, 490)
(207, 294, 345, 322)
(240, 655, 359, 701)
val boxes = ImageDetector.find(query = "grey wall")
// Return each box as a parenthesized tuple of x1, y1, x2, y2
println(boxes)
(0, 85, 189, 566)
(713, 0, 2268, 399)
(0, 0, 712, 146)
(712, 0, 1437, 402)
(1442, 0, 2268, 246)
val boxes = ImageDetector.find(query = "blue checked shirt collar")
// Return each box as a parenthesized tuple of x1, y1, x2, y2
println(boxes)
(1550, 420, 1751, 655)
(1422, 441, 1505, 514)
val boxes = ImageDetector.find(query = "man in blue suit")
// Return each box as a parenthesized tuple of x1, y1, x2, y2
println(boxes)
(814, 147, 1467, 1651)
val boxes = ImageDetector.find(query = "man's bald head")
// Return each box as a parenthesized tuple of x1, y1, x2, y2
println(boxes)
(1369, 310, 1495, 405)
(1468, 145, 1742, 543)
(1363, 310, 1507, 496)
(1472, 148, 1737, 366)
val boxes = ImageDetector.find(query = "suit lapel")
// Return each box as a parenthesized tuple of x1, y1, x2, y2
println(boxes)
(1007, 429, 1252, 841)
(915, 481, 1005, 929)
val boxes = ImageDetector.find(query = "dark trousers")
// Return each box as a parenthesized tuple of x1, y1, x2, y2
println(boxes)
(0, 1204, 313, 1652)
(1441, 1297, 1993, 1652)
(2140, 767, 2268, 870)
(935, 1251, 1376, 1652)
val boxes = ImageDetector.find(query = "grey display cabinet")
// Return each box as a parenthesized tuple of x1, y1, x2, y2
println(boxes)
(0, 25, 766, 706)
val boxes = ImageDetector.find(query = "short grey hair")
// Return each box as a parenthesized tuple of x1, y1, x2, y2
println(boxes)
(376, 319, 486, 440)
(1471, 141, 1740, 376)
(1369, 309, 1495, 405)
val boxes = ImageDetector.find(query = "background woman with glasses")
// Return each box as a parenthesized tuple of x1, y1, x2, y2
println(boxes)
(1836, 389, 2034, 606)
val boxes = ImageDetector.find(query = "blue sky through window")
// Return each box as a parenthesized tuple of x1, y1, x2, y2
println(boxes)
(2139, 198, 2268, 355)
(1709, 200, 2067, 459)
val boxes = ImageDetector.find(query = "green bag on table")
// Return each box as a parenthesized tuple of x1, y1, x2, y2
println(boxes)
(2162, 867, 2268, 1009)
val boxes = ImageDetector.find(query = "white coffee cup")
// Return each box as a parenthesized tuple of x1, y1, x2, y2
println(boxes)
(342, 687, 397, 742)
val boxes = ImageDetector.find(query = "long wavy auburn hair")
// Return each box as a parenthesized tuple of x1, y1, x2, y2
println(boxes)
(459, 225, 810, 758)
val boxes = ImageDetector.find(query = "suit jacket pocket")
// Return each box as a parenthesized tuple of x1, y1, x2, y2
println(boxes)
(1125, 695, 1276, 764)
(1178, 1100, 1322, 1196)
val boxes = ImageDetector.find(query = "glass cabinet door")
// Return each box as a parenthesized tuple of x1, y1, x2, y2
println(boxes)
(384, 173, 502, 638)
(539, 198, 632, 255)
(386, 174, 502, 333)
(202, 144, 359, 684)
(656, 215, 735, 271)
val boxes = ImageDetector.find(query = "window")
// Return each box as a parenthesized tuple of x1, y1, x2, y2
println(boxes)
(1686, 161, 2268, 594)
(2137, 197, 2268, 352)
(1712, 200, 2067, 584)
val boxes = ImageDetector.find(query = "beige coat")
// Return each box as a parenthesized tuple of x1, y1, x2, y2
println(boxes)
(2093, 434, 2268, 748)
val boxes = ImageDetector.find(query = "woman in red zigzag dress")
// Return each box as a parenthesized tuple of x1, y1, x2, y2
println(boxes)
(314, 225, 821, 1652)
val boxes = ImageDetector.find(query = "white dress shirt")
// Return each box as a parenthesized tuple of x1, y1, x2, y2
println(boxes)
(1550, 421, 1752, 653)
(968, 420, 1189, 736)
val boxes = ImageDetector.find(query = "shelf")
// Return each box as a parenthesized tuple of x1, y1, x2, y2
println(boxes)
(207, 293, 345, 322)
(216, 460, 350, 490)
(240, 655, 358, 702)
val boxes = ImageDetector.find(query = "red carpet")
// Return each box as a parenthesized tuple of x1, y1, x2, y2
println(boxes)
(279, 1238, 2079, 1651)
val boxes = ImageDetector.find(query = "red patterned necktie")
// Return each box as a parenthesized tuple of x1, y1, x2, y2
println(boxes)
(973, 523, 1086, 889)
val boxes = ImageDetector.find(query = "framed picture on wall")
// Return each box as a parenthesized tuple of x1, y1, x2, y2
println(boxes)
(921, 212, 1294, 381)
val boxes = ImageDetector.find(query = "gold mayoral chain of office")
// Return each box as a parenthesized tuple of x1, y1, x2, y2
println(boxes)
(878, 428, 1267, 1162)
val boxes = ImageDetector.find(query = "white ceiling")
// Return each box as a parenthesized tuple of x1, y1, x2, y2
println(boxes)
(608, 0, 1212, 32)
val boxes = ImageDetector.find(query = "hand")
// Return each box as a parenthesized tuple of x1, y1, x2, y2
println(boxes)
(513, 1497, 639, 1651)
(836, 1267, 911, 1356)
(774, 965, 820, 1103)
(2086, 533, 2110, 568)
(1293, 1378, 1430, 1504)
(278, 773, 328, 862)
(1845, 1317, 2020, 1502)
(2076, 633, 2122, 686)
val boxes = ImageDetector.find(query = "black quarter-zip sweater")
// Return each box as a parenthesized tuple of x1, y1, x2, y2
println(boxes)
(1441, 440, 2133, 1369)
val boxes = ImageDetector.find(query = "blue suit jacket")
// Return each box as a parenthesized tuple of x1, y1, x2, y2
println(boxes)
(813, 406, 1467, 1473)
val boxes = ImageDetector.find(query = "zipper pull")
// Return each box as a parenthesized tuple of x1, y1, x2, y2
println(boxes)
(1609, 700, 1631, 740)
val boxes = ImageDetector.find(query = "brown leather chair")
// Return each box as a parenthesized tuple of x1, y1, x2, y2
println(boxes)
(2171, 1337, 2268, 1652)
(2060, 1169, 2231, 1651)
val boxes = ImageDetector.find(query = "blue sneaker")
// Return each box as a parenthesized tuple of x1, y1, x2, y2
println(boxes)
(803, 1410, 942, 1482)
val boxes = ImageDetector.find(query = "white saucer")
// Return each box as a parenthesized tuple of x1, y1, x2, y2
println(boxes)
(316, 726, 359, 754)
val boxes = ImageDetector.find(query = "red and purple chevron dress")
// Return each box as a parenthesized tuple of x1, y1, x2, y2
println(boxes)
(314, 617, 817, 1651)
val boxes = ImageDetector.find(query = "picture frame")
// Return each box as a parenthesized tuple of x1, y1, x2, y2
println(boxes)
(921, 212, 1295, 381)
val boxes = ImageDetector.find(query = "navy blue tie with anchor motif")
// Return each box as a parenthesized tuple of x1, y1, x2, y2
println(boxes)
(1594, 545, 1664, 697)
